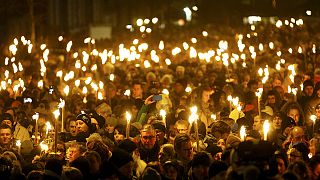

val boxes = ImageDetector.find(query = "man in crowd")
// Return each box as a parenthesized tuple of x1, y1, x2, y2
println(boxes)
(138, 124, 160, 163)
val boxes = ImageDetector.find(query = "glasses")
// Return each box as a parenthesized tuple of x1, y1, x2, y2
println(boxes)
(142, 136, 155, 140)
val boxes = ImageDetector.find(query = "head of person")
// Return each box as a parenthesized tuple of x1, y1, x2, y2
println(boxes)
(210, 120, 231, 140)
(0, 124, 12, 147)
(201, 86, 213, 104)
(67, 116, 77, 136)
(174, 79, 187, 94)
(158, 144, 175, 165)
(140, 124, 157, 150)
(303, 79, 314, 97)
(113, 124, 125, 143)
(274, 151, 287, 175)
(95, 102, 112, 120)
(162, 161, 181, 180)
(104, 116, 118, 134)
(4, 108, 16, 123)
(174, 134, 193, 162)
(309, 155, 320, 178)
(44, 157, 63, 178)
(272, 112, 283, 130)
(62, 167, 83, 180)
(67, 142, 86, 163)
(176, 66, 185, 77)
(272, 79, 282, 88)
(84, 151, 101, 174)
(175, 120, 189, 135)
(316, 104, 320, 119)
(0, 113, 14, 128)
(266, 91, 277, 105)
(109, 148, 134, 178)
(152, 121, 166, 143)
(191, 152, 211, 180)
(75, 114, 92, 134)
(132, 82, 143, 99)
(286, 104, 302, 125)
(291, 126, 306, 144)
(253, 116, 263, 131)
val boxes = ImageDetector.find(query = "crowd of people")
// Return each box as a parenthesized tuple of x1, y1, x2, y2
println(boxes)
(0, 16, 320, 180)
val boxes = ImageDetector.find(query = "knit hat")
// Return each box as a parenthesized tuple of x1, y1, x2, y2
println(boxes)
(89, 112, 105, 129)
(76, 114, 91, 127)
(109, 148, 133, 168)
(118, 139, 137, 154)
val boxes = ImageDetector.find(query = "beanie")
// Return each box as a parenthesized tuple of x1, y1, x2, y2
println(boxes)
(76, 114, 91, 127)
(109, 148, 133, 168)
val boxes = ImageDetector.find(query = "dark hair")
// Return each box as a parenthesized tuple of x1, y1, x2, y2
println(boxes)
(45, 157, 63, 176)
(174, 134, 191, 152)
(209, 160, 228, 178)
(210, 121, 231, 136)
(191, 151, 211, 168)
(0, 124, 12, 132)
(114, 124, 126, 135)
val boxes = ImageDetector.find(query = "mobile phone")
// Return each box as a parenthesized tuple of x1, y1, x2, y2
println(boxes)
(152, 95, 162, 101)
(24, 98, 33, 103)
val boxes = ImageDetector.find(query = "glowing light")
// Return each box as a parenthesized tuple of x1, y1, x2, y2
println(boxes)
(306, 10, 312, 16)
(202, 31, 208, 37)
(82, 86, 88, 94)
(124, 89, 131, 96)
(159, 40, 164, 50)
(91, 64, 97, 71)
(240, 126, 246, 141)
(269, 42, 274, 50)
(162, 89, 169, 95)
(126, 111, 131, 123)
(66, 41, 72, 52)
(263, 120, 270, 141)
(165, 58, 171, 66)
(152, 17, 158, 24)
(183, 7, 192, 22)
(185, 86, 192, 93)
(192, 6, 198, 11)
(64, 85, 70, 96)
(110, 74, 115, 81)
(276, 20, 282, 28)
(144, 18, 150, 24)
(183, 42, 189, 50)
(38, 80, 43, 89)
(136, 19, 143, 26)
(144, 60, 151, 68)
(74, 79, 80, 87)
(310, 115, 317, 123)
